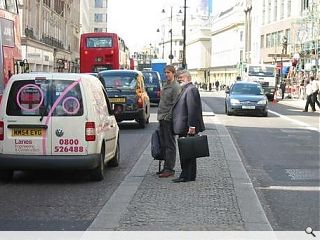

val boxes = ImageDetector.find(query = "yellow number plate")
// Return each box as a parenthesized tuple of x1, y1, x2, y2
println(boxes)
(109, 97, 126, 103)
(12, 128, 43, 137)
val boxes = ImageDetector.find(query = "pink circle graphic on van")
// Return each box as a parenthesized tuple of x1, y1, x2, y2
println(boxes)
(16, 84, 44, 112)
(62, 96, 80, 115)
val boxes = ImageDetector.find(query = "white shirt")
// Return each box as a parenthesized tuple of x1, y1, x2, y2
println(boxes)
(311, 80, 319, 92)
(306, 83, 313, 96)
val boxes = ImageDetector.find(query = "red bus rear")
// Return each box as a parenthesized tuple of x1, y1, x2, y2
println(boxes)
(0, 1, 22, 100)
(79, 32, 130, 73)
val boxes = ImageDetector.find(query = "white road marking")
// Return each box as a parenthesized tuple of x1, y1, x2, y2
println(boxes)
(258, 186, 320, 191)
(268, 110, 320, 132)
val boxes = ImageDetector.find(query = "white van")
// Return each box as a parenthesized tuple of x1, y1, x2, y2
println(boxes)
(0, 73, 120, 181)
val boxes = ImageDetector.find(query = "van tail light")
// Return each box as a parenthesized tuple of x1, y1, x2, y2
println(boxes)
(137, 97, 144, 108)
(0, 121, 3, 141)
(85, 122, 96, 141)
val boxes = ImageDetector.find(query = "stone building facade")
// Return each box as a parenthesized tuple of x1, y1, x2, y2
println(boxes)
(19, 0, 80, 72)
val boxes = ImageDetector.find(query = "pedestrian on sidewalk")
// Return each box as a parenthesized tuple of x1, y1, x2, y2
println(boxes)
(157, 65, 181, 178)
(171, 69, 205, 183)
(303, 80, 316, 112)
(280, 80, 286, 100)
(215, 80, 220, 91)
(311, 76, 320, 110)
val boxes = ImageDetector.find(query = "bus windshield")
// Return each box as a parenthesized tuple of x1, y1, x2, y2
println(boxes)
(248, 66, 275, 77)
(86, 37, 112, 48)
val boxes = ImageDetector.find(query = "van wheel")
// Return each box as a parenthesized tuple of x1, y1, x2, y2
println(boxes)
(91, 148, 105, 181)
(108, 138, 120, 167)
(0, 170, 13, 182)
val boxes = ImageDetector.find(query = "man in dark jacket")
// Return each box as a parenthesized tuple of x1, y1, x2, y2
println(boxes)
(171, 69, 205, 182)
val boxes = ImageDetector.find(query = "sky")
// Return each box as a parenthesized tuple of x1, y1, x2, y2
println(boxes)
(108, 0, 172, 52)
(107, 0, 219, 53)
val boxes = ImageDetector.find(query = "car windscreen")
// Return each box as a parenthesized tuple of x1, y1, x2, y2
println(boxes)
(6, 80, 84, 117)
(231, 84, 264, 95)
(100, 73, 137, 89)
(143, 72, 160, 87)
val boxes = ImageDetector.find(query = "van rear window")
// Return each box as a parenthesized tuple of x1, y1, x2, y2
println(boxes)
(143, 72, 160, 87)
(6, 80, 84, 117)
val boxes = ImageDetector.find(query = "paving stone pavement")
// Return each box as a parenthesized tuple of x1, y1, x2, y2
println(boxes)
(88, 100, 271, 231)
(116, 126, 244, 231)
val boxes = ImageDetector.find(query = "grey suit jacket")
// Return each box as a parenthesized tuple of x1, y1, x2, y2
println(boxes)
(172, 82, 205, 135)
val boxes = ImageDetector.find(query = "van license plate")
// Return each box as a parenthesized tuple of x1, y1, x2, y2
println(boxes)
(109, 97, 126, 103)
(12, 128, 43, 136)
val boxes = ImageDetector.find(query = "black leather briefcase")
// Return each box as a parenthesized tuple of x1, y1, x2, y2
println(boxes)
(178, 135, 210, 161)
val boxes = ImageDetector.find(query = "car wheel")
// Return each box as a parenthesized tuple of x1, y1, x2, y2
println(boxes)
(108, 137, 120, 167)
(224, 103, 227, 114)
(90, 147, 105, 181)
(262, 111, 268, 117)
(0, 170, 13, 182)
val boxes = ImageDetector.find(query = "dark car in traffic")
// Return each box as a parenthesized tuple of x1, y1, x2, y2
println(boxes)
(142, 71, 162, 104)
(225, 81, 268, 117)
(98, 70, 150, 128)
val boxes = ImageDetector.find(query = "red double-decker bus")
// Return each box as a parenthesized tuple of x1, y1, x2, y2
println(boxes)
(0, 0, 22, 99)
(79, 32, 130, 73)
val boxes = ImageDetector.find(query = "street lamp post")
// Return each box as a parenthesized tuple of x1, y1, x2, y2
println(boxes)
(162, 7, 174, 64)
(156, 28, 165, 59)
(182, 0, 187, 69)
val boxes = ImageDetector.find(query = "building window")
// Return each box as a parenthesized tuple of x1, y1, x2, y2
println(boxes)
(262, 0, 265, 25)
(95, 0, 103, 8)
(285, 29, 290, 43)
(43, 0, 50, 7)
(271, 32, 277, 47)
(240, 31, 243, 42)
(94, 28, 103, 32)
(105, 14, 108, 22)
(280, 0, 284, 19)
(6, 0, 18, 13)
(54, 0, 64, 16)
(302, 0, 309, 10)
(273, 0, 277, 21)
(94, 14, 103, 22)
(266, 33, 271, 48)
(267, 0, 271, 23)
(260, 35, 265, 48)
(287, 0, 291, 17)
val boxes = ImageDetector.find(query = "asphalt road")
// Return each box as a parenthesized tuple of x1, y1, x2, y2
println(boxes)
(202, 93, 320, 231)
(0, 106, 159, 231)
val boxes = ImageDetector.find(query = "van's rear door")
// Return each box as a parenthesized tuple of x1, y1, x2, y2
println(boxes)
(50, 78, 88, 156)
(2, 78, 52, 155)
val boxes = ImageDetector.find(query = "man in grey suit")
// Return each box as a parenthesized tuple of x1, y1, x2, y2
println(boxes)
(171, 69, 205, 182)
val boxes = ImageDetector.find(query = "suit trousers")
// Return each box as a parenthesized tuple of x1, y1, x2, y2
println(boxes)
(305, 94, 316, 111)
(178, 134, 197, 181)
(159, 120, 176, 172)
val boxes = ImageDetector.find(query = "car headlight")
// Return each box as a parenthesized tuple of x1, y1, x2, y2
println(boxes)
(230, 99, 240, 105)
(257, 99, 267, 105)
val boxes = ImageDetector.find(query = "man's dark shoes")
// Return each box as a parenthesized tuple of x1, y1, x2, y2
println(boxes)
(172, 177, 186, 183)
(156, 169, 165, 175)
(172, 177, 196, 183)
(159, 170, 174, 178)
